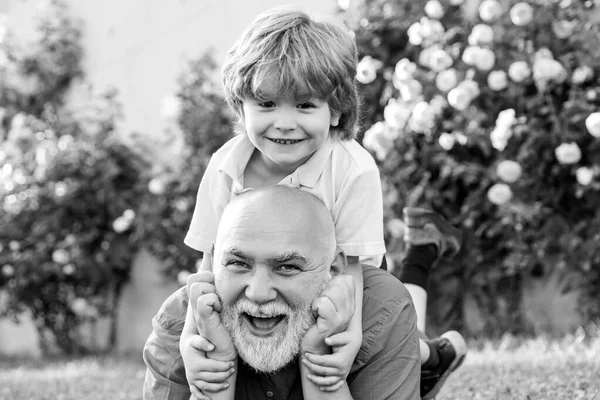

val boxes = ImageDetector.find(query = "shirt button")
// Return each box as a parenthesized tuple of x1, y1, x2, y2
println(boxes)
(266, 390, 274, 397)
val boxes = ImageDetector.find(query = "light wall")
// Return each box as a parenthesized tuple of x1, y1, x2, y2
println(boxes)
(6, 0, 336, 137)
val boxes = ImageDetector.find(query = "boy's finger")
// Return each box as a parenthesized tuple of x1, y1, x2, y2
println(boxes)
(189, 282, 216, 303)
(320, 380, 345, 392)
(307, 374, 344, 387)
(192, 367, 235, 383)
(302, 356, 343, 376)
(325, 331, 352, 347)
(187, 270, 215, 286)
(188, 335, 215, 352)
(189, 384, 211, 400)
(311, 296, 338, 321)
(304, 352, 345, 369)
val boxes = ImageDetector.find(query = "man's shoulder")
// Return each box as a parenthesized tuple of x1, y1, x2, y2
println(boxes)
(330, 139, 378, 175)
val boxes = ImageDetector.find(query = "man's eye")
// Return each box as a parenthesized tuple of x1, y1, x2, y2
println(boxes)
(226, 260, 250, 270)
(258, 101, 276, 108)
(277, 264, 300, 274)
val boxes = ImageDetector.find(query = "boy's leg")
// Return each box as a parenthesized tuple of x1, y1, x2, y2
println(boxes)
(396, 207, 466, 400)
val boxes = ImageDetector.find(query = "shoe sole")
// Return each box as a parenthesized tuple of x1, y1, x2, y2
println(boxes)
(422, 330, 467, 400)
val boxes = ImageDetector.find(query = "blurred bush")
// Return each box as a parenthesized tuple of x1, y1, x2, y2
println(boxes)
(341, 0, 600, 334)
(133, 51, 233, 283)
(0, 0, 148, 353)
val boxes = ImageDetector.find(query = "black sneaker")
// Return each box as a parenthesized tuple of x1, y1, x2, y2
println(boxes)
(421, 331, 467, 400)
(403, 207, 462, 258)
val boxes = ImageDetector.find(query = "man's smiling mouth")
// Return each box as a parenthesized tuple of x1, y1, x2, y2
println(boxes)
(242, 312, 286, 333)
(267, 138, 305, 145)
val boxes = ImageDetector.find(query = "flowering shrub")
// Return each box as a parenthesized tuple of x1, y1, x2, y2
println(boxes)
(0, 1, 147, 353)
(133, 51, 233, 282)
(342, 0, 600, 333)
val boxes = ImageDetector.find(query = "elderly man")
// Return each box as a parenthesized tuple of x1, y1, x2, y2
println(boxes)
(143, 186, 420, 399)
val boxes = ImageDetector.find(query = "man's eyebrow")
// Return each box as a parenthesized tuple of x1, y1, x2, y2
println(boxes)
(268, 252, 307, 264)
(223, 248, 251, 261)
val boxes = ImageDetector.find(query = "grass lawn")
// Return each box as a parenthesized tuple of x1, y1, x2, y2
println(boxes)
(1, 335, 599, 399)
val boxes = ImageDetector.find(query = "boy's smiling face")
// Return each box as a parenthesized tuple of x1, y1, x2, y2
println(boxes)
(241, 83, 340, 175)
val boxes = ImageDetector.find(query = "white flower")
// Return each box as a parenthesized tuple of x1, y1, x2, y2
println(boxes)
(418, 44, 442, 68)
(436, 68, 459, 92)
(9, 240, 20, 252)
(487, 70, 508, 91)
(62, 264, 76, 275)
(553, 20, 576, 39)
(533, 48, 554, 62)
(356, 56, 382, 84)
(448, 86, 473, 111)
(487, 183, 512, 205)
(555, 142, 582, 165)
(533, 58, 567, 89)
(429, 95, 448, 116)
(490, 109, 516, 151)
(474, 48, 495, 71)
(439, 132, 456, 150)
(54, 181, 68, 197)
(160, 95, 182, 122)
(337, 0, 351, 10)
(2, 264, 14, 277)
(177, 270, 191, 286)
(576, 167, 594, 185)
(461, 46, 480, 66)
(407, 22, 424, 46)
(420, 17, 445, 42)
(510, 3, 534, 26)
(468, 24, 494, 46)
(585, 112, 600, 138)
(425, 0, 445, 19)
(398, 80, 424, 103)
(112, 216, 131, 233)
(496, 160, 522, 183)
(57, 134, 74, 151)
(479, 0, 503, 22)
(70, 298, 89, 317)
(148, 178, 166, 195)
(409, 101, 437, 133)
(458, 79, 481, 98)
(384, 99, 411, 130)
(428, 49, 454, 72)
(449, 0, 465, 4)
(572, 66, 594, 85)
(508, 61, 531, 83)
(363, 122, 394, 161)
(387, 218, 406, 239)
(122, 209, 136, 221)
(394, 58, 418, 83)
(52, 249, 70, 264)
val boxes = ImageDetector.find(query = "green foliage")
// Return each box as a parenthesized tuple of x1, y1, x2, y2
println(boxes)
(0, 0, 147, 353)
(342, 0, 600, 334)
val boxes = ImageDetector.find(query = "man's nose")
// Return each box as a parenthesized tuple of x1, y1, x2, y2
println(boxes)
(273, 108, 297, 132)
(244, 269, 277, 303)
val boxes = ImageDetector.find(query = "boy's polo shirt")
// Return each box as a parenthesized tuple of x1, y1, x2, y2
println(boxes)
(184, 134, 385, 259)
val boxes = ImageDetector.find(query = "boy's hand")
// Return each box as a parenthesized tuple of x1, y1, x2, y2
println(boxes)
(180, 334, 235, 398)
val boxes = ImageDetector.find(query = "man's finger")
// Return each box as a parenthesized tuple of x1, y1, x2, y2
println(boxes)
(189, 384, 211, 400)
(192, 368, 235, 383)
(188, 334, 215, 352)
(187, 271, 215, 286)
(189, 282, 216, 304)
(306, 373, 344, 387)
(311, 296, 339, 321)
(320, 380, 345, 392)
(325, 331, 353, 347)
(302, 356, 343, 376)
(304, 352, 346, 369)
(192, 381, 231, 394)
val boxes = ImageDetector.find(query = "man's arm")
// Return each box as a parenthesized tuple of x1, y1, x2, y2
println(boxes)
(347, 266, 421, 400)
(143, 287, 192, 400)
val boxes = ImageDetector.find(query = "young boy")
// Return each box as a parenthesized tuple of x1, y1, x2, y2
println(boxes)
(169, 7, 465, 399)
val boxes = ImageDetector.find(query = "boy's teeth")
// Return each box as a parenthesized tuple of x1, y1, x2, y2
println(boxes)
(271, 138, 300, 144)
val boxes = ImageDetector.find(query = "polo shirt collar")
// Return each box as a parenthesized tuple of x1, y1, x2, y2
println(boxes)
(218, 134, 336, 189)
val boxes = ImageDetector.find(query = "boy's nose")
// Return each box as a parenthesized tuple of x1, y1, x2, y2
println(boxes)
(273, 110, 297, 132)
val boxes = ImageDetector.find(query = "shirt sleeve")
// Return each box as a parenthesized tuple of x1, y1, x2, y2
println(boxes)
(183, 154, 231, 253)
(142, 288, 192, 400)
(332, 168, 386, 257)
(348, 266, 421, 400)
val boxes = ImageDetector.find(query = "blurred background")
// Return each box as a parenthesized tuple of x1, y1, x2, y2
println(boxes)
(1, 0, 600, 362)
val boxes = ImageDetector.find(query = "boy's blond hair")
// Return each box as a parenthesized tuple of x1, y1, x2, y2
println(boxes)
(222, 7, 361, 140)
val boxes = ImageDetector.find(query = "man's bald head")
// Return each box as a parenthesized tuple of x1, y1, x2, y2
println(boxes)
(216, 186, 337, 266)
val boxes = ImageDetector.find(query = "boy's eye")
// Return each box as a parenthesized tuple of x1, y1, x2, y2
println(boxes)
(297, 102, 316, 109)
(258, 101, 276, 108)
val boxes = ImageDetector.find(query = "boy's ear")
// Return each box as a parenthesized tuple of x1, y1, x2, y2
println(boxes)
(330, 113, 341, 127)
(330, 247, 348, 276)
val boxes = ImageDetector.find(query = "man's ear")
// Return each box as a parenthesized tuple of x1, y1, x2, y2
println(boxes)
(330, 247, 347, 276)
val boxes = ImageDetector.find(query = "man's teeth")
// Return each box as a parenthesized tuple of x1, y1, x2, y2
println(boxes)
(269, 138, 302, 145)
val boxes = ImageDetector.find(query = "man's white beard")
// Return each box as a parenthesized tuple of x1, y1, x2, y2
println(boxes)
(220, 297, 315, 373)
